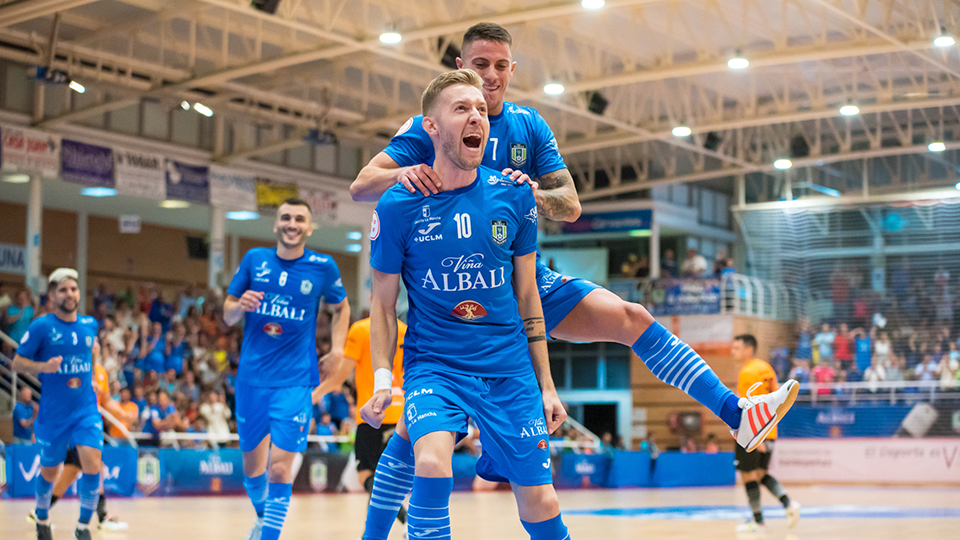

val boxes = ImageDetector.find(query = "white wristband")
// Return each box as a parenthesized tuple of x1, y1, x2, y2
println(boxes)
(374, 368, 394, 393)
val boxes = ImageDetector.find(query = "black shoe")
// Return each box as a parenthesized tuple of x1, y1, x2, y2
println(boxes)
(36, 523, 53, 540)
(75, 527, 92, 540)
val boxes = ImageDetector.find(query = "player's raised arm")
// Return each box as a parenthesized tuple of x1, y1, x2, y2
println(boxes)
(360, 269, 401, 428)
(514, 250, 567, 434)
(534, 168, 581, 222)
(351, 151, 443, 201)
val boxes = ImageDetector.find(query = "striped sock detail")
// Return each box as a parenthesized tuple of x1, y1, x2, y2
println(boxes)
(35, 475, 54, 521)
(243, 472, 268, 517)
(78, 472, 100, 525)
(260, 483, 292, 540)
(364, 435, 415, 540)
(632, 322, 740, 428)
(407, 477, 453, 540)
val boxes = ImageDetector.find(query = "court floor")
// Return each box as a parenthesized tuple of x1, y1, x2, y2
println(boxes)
(2, 485, 958, 539)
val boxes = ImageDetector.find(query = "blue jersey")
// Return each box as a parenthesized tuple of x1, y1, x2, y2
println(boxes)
(370, 165, 539, 377)
(227, 247, 347, 387)
(13, 401, 34, 439)
(383, 102, 567, 295)
(15, 314, 100, 438)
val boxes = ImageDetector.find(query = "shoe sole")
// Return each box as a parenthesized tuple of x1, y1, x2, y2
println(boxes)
(746, 381, 799, 452)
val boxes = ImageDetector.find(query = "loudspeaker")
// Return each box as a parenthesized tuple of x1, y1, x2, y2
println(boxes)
(251, 0, 281, 14)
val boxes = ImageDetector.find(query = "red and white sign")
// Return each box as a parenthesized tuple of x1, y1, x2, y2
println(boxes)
(770, 438, 960, 484)
(0, 124, 60, 178)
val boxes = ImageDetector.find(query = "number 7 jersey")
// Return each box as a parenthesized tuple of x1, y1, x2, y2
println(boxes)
(370, 165, 539, 378)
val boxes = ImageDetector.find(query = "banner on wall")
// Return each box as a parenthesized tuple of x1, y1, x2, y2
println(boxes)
(561, 209, 652, 234)
(300, 186, 338, 223)
(0, 242, 25, 275)
(0, 124, 61, 177)
(255, 177, 299, 214)
(5, 445, 137, 497)
(209, 165, 257, 211)
(114, 147, 165, 199)
(165, 159, 209, 204)
(60, 139, 114, 187)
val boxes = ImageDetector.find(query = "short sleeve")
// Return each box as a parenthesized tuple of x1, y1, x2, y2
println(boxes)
(343, 322, 366, 362)
(530, 110, 566, 178)
(15, 318, 45, 360)
(381, 117, 434, 168)
(321, 260, 347, 305)
(370, 193, 406, 274)
(512, 187, 538, 257)
(227, 251, 253, 298)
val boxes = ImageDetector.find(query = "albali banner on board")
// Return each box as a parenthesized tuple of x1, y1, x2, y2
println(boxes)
(769, 438, 960, 484)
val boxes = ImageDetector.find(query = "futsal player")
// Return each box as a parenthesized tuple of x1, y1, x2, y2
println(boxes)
(352, 23, 799, 539)
(224, 198, 351, 540)
(12, 268, 103, 540)
(363, 68, 571, 540)
(731, 334, 801, 534)
(312, 310, 409, 535)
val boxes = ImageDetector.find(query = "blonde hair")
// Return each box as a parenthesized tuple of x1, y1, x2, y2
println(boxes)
(421, 69, 483, 116)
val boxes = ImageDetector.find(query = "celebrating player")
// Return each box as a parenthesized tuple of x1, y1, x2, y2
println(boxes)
(362, 68, 571, 540)
(351, 22, 799, 539)
(224, 198, 351, 540)
(12, 268, 103, 540)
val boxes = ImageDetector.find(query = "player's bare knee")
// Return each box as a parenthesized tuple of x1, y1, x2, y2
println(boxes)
(268, 460, 293, 483)
(622, 301, 655, 343)
(516, 485, 560, 521)
(414, 452, 452, 478)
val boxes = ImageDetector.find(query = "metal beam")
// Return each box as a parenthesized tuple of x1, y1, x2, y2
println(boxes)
(0, 0, 98, 28)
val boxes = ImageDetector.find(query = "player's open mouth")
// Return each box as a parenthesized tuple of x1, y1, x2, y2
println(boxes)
(463, 134, 482, 148)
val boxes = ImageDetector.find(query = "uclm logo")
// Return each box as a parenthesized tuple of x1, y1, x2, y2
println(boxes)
(451, 301, 487, 321)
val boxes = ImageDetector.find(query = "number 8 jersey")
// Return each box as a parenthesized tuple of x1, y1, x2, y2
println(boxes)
(371, 165, 538, 378)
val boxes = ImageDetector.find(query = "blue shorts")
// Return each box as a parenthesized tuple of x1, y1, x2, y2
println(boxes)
(540, 272, 601, 335)
(35, 413, 104, 468)
(403, 369, 553, 487)
(236, 382, 312, 453)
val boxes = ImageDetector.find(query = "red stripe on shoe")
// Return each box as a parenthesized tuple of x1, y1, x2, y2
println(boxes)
(763, 402, 773, 424)
(748, 407, 759, 435)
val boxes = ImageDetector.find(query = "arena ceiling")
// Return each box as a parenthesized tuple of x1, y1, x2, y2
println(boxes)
(3, 0, 960, 203)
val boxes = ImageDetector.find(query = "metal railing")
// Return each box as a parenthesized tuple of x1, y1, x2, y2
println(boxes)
(794, 380, 959, 405)
(720, 273, 795, 320)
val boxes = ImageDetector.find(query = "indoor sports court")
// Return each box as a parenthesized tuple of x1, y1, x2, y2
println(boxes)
(2, 1, 960, 539)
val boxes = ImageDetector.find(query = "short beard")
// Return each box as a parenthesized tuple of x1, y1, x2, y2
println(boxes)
(439, 130, 481, 171)
(57, 299, 77, 314)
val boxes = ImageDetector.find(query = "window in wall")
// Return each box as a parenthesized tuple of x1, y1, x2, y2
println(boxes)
(606, 355, 631, 389)
(142, 100, 169, 140)
(2, 62, 32, 113)
(315, 144, 337, 174)
(109, 103, 141, 135)
(73, 89, 105, 129)
(288, 143, 312, 170)
(171, 107, 200, 147)
(338, 145, 361, 178)
(571, 356, 598, 389)
(673, 183, 689, 206)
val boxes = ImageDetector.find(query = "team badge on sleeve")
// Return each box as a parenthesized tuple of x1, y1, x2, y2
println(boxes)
(370, 210, 380, 240)
(491, 220, 508, 246)
(510, 142, 527, 167)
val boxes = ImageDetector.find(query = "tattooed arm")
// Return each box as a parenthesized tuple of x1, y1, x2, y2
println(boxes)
(534, 168, 581, 223)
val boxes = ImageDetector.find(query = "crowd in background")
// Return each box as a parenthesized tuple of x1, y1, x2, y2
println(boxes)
(619, 247, 736, 279)
(1, 281, 357, 451)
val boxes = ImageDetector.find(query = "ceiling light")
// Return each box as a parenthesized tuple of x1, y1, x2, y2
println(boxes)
(80, 187, 117, 197)
(672, 126, 692, 137)
(581, 0, 605, 8)
(929, 141, 946, 152)
(226, 211, 259, 220)
(379, 31, 402, 44)
(727, 56, 749, 69)
(935, 35, 956, 47)
(955, 182, 960, 190)
(160, 200, 190, 208)
(68, 81, 85, 93)
(346, 231, 362, 240)
(2, 173, 30, 183)
(839, 104, 860, 116)
(181, 101, 190, 110)
(346, 244, 362, 253)
(543, 83, 565, 95)
(193, 103, 213, 117)
(774, 159, 793, 170)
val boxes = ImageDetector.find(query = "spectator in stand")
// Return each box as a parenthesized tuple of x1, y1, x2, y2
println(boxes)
(863, 357, 886, 393)
(886, 356, 905, 383)
(160, 369, 178, 395)
(834, 323, 853, 372)
(875, 331, 893, 370)
(661, 249, 678, 278)
(313, 412, 337, 453)
(814, 323, 836, 366)
(0, 281, 11, 312)
(143, 390, 180, 446)
(852, 327, 874, 373)
(199, 391, 231, 445)
(165, 321, 189, 375)
(680, 437, 699, 453)
(149, 288, 174, 334)
(101, 316, 125, 353)
(177, 284, 198, 321)
(221, 363, 237, 415)
(133, 386, 148, 417)
(795, 318, 813, 363)
(4, 289, 34, 350)
(904, 335, 926, 371)
(12, 386, 38, 444)
(109, 387, 141, 439)
(704, 433, 720, 454)
(938, 347, 958, 390)
(770, 346, 790, 382)
(140, 320, 166, 381)
(892, 260, 911, 302)
(811, 358, 836, 395)
(323, 384, 351, 430)
(915, 355, 940, 382)
(179, 370, 201, 403)
(681, 248, 708, 278)
(339, 418, 357, 455)
(789, 359, 810, 384)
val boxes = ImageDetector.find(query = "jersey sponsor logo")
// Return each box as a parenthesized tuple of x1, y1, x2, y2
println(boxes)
(543, 458, 551, 469)
(491, 220, 508, 246)
(539, 271, 561, 293)
(20, 331, 28, 344)
(420, 253, 507, 292)
(395, 117, 414, 137)
(506, 104, 531, 116)
(411, 529, 441, 537)
(50, 329, 63, 343)
(415, 221, 443, 243)
(334, 278, 342, 288)
(406, 387, 433, 399)
(58, 357, 91, 375)
(406, 404, 417, 420)
(254, 261, 271, 283)
(451, 300, 488, 321)
(520, 418, 548, 438)
(86, 336, 93, 347)
(263, 322, 284, 337)
(67, 377, 82, 389)
(255, 293, 307, 321)
(510, 142, 528, 167)
(370, 210, 381, 240)
(19, 455, 42, 482)
(537, 439, 548, 450)
(486, 174, 514, 187)
(547, 137, 559, 152)
(199, 455, 234, 475)
(309, 254, 328, 263)
(525, 207, 538, 224)
(422, 205, 430, 218)
(301, 280, 313, 295)
(418, 222, 441, 235)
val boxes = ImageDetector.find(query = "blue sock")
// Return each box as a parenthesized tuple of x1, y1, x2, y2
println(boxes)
(78, 472, 100, 525)
(522, 514, 570, 540)
(35, 475, 54, 521)
(364, 434, 415, 540)
(407, 476, 452, 540)
(260, 482, 292, 540)
(243, 472, 268, 518)
(632, 322, 741, 430)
